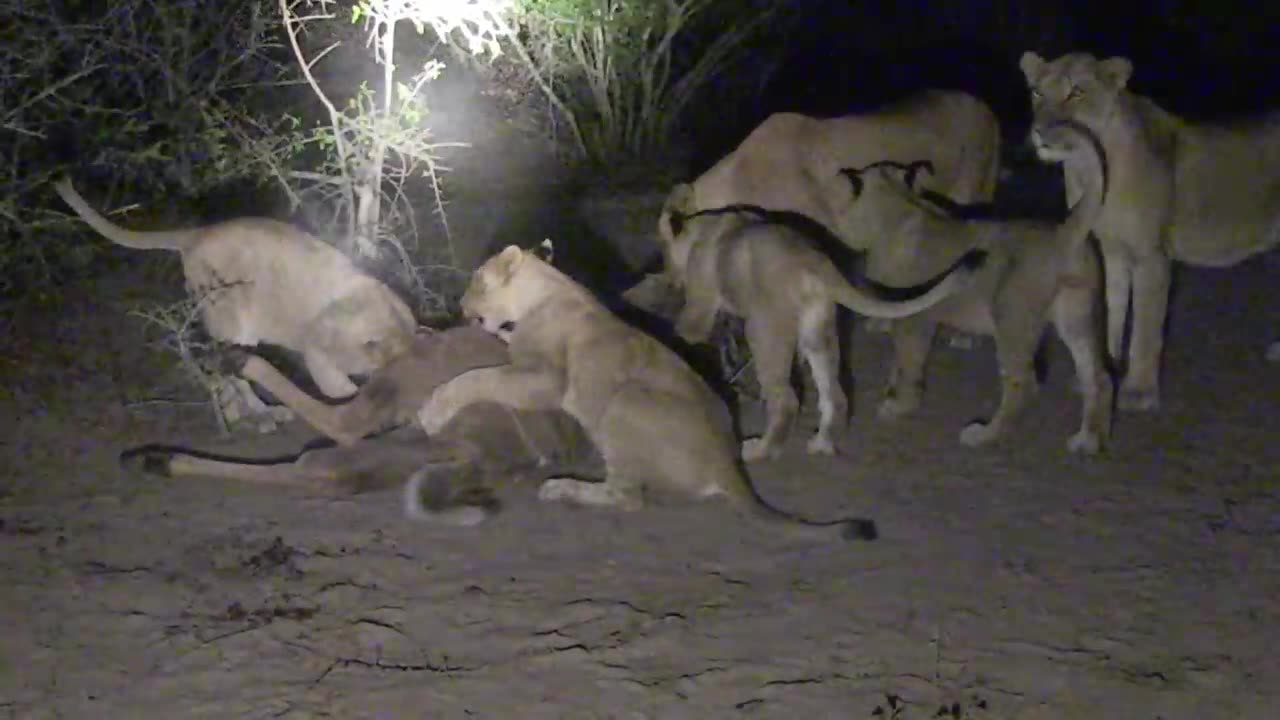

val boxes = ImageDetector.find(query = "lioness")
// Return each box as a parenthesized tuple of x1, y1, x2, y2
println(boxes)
(54, 177, 416, 428)
(650, 191, 988, 462)
(120, 324, 604, 526)
(1020, 52, 1280, 410)
(830, 120, 1114, 453)
(673, 91, 1001, 342)
(419, 245, 879, 542)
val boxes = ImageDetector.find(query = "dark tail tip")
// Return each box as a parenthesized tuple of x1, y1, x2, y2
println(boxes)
(119, 448, 173, 478)
(842, 518, 879, 541)
(959, 249, 989, 272)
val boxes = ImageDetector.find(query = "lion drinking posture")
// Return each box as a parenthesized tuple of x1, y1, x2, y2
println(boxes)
(419, 245, 878, 542)
(831, 120, 1114, 453)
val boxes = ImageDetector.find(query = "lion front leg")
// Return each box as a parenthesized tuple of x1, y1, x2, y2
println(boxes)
(877, 315, 936, 420)
(958, 318, 1040, 448)
(674, 288, 719, 345)
(418, 366, 565, 435)
(1120, 254, 1171, 412)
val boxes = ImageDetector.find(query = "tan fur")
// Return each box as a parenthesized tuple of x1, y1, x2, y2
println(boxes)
(1020, 52, 1280, 409)
(831, 121, 1115, 453)
(120, 325, 603, 527)
(54, 177, 416, 424)
(677, 91, 1001, 342)
(649, 189, 986, 462)
(418, 245, 879, 542)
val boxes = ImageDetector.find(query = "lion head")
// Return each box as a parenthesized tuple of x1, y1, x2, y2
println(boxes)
(1020, 52, 1133, 134)
(459, 242, 559, 338)
(311, 279, 416, 376)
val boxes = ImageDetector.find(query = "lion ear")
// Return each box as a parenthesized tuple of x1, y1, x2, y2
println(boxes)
(491, 244, 526, 281)
(1019, 51, 1045, 82)
(1097, 57, 1133, 90)
(665, 183, 696, 216)
(533, 238, 555, 263)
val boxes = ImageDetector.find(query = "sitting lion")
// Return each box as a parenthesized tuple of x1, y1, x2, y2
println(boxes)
(1020, 52, 1280, 410)
(55, 177, 416, 430)
(829, 120, 1114, 453)
(646, 190, 987, 462)
(418, 245, 878, 542)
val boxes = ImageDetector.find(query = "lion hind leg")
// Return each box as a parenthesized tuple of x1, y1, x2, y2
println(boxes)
(740, 313, 799, 462)
(798, 302, 847, 456)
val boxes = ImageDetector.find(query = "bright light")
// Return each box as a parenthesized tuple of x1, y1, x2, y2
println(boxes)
(370, 0, 516, 59)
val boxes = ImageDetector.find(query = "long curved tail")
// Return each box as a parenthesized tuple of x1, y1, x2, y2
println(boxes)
(822, 247, 988, 319)
(725, 475, 879, 543)
(402, 464, 499, 527)
(53, 177, 201, 251)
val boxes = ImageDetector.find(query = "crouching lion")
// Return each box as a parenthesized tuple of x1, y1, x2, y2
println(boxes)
(54, 177, 416, 431)
(829, 120, 1114, 453)
(1020, 52, 1280, 410)
(647, 191, 988, 462)
(419, 245, 879, 543)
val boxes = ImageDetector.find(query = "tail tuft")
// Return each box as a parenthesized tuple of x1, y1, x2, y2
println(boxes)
(958, 248, 989, 273)
(841, 517, 879, 541)
(119, 448, 174, 478)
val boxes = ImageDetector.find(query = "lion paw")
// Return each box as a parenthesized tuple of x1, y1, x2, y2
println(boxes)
(806, 434, 837, 456)
(876, 395, 918, 421)
(741, 437, 779, 463)
(1117, 384, 1160, 412)
(959, 421, 998, 447)
(865, 317, 893, 334)
(1066, 430, 1102, 455)
(417, 394, 452, 435)
(537, 478, 578, 503)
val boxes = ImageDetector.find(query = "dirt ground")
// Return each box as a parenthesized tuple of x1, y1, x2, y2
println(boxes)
(3, 124, 1280, 717)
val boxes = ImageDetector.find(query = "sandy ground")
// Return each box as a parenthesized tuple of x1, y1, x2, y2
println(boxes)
(2, 229, 1278, 718)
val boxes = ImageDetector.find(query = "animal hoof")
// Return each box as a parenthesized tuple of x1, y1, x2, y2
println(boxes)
(1067, 431, 1102, 455)
(806, 434, 836, 456)
(741, 437, 777, 463)
(959, 421, 997, 447)
(1266, 341, 1280, 363)
(537, 478, 576, 503)
(1117, 385, 1160, 412)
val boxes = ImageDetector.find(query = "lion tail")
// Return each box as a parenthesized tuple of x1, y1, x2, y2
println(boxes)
(723, 473, 879, 543)
(53, 177, 202, 251)
(402, 465, 498, 527)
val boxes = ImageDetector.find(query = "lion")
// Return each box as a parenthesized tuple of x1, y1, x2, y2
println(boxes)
(645, 191, 988, 462)
(54, 177, 416, 429)
(672, 91, 1002, 342)
(828, 120, 1114, 453)
(120, 323, 605, 527)
(418, 245, 879, 542)
(1020, 52, 1280, 410)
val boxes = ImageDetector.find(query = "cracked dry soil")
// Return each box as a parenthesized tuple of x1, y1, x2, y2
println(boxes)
(2, 186, 1279, 718)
